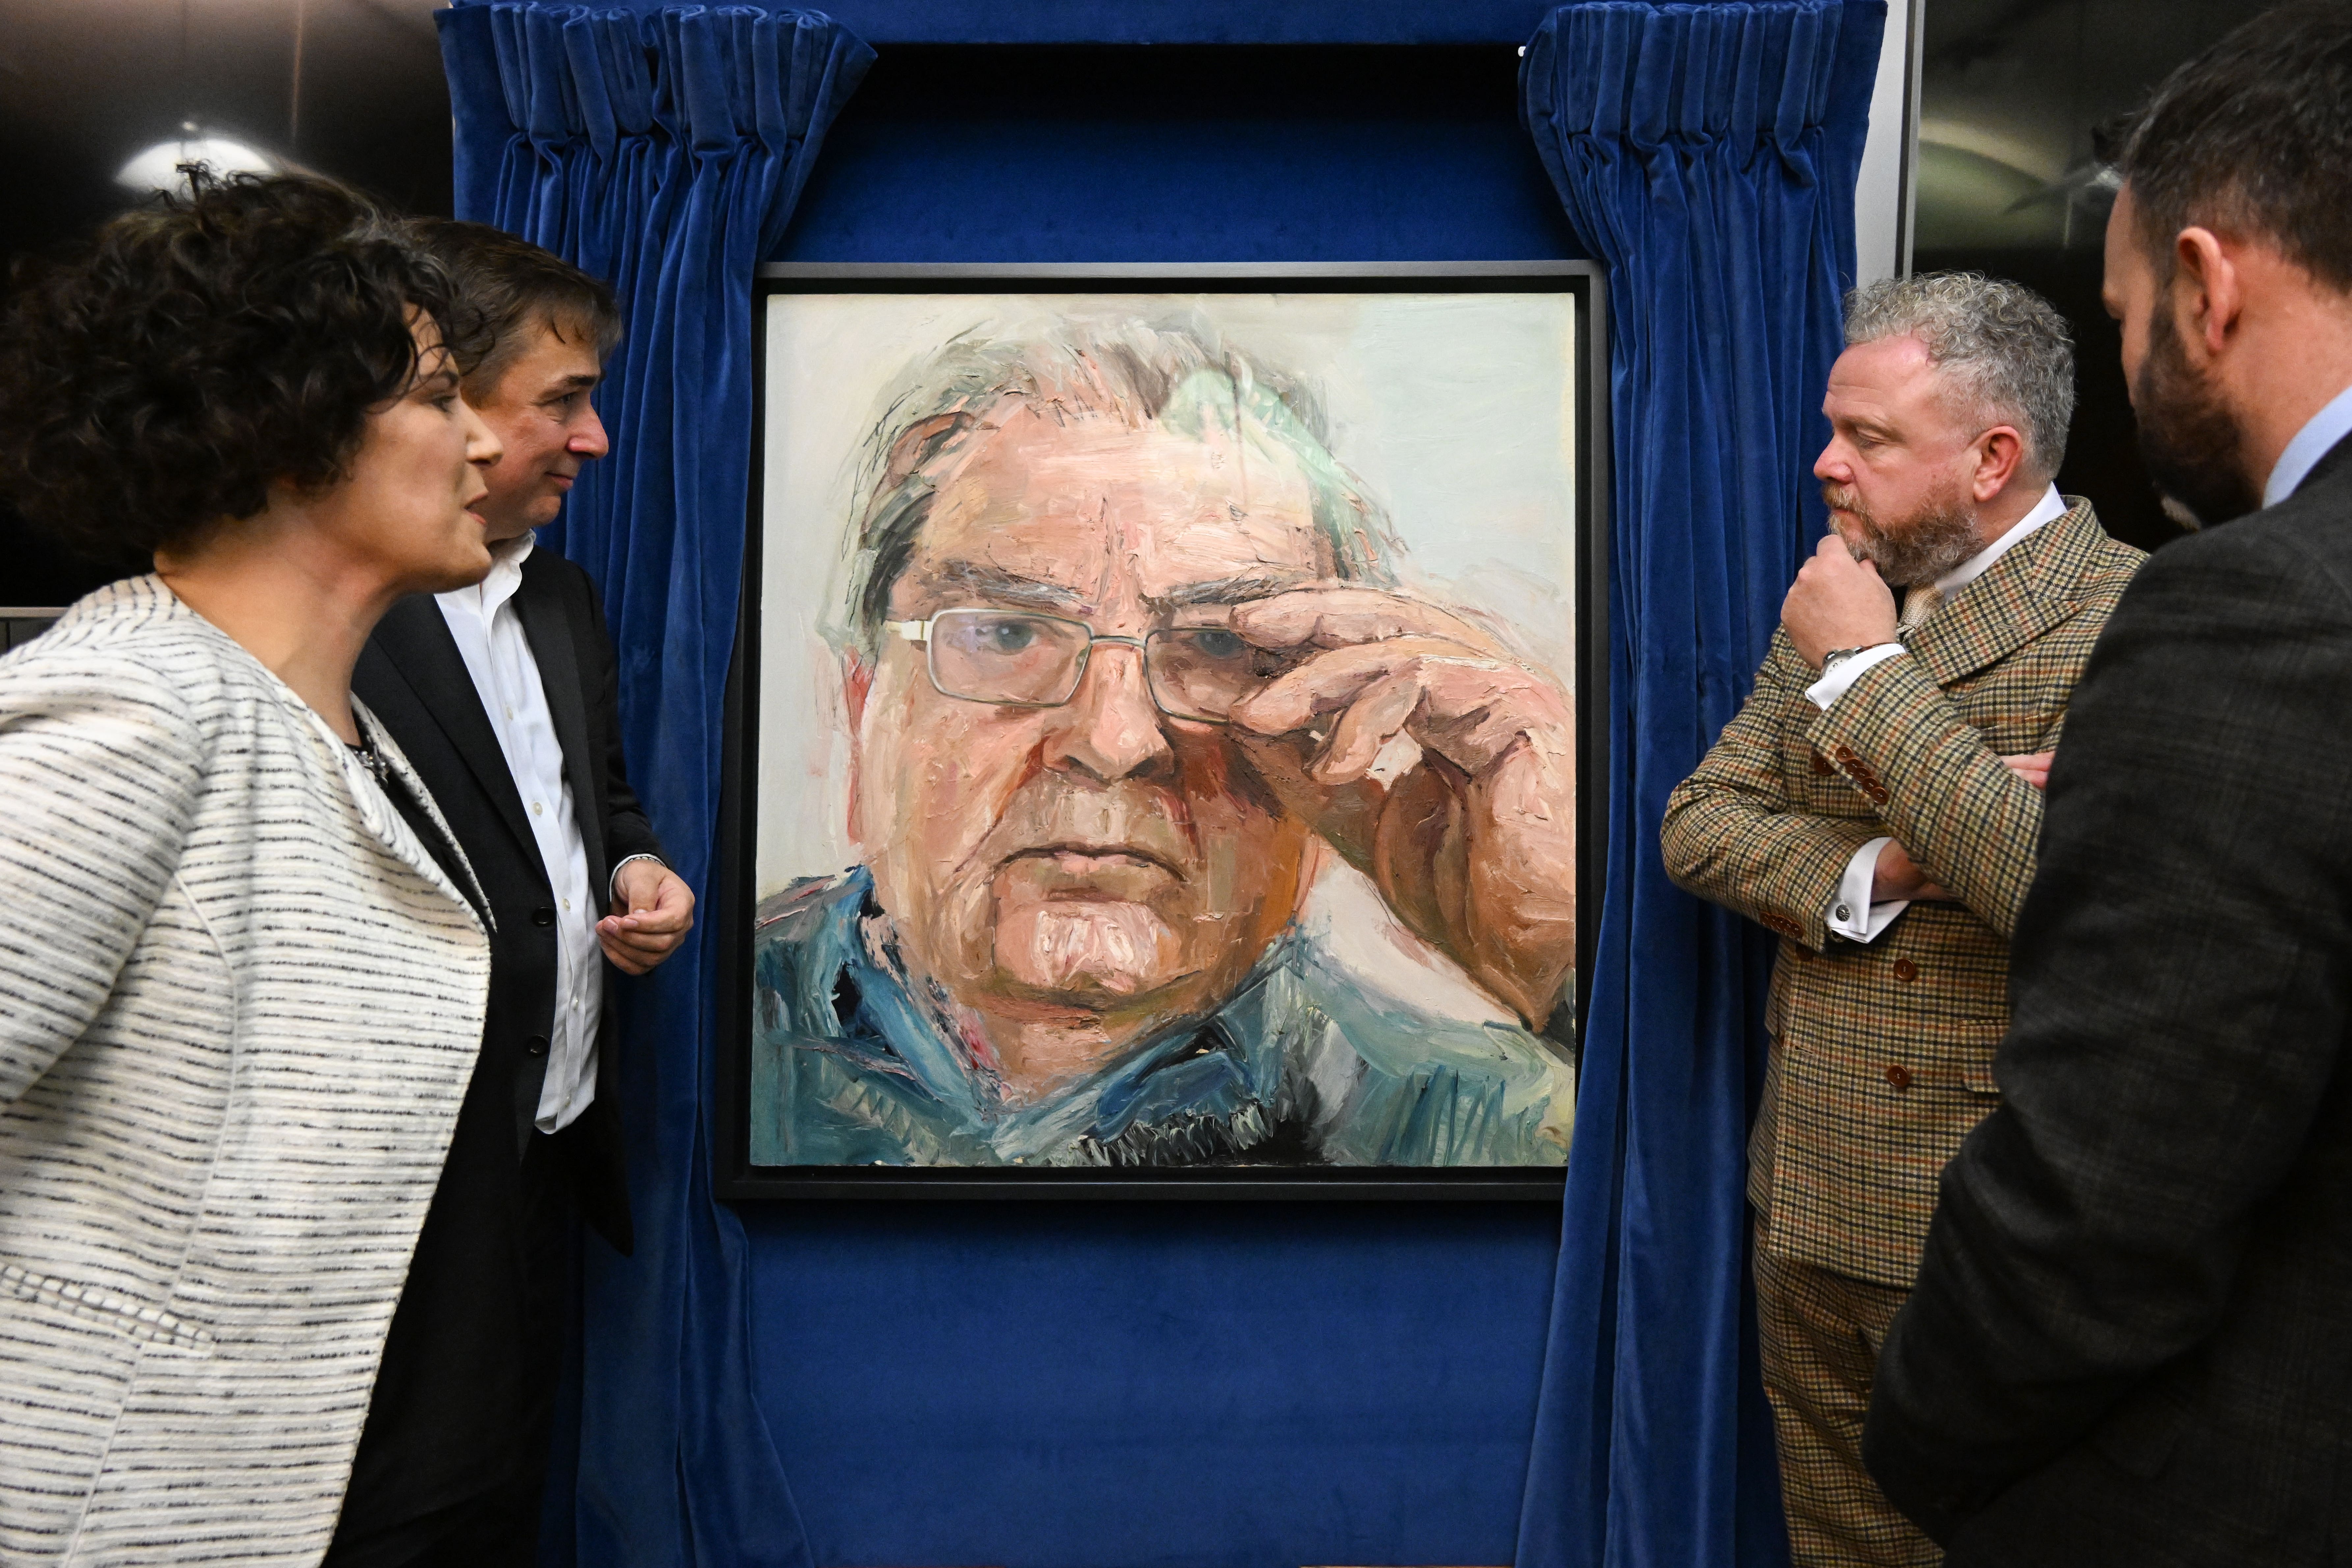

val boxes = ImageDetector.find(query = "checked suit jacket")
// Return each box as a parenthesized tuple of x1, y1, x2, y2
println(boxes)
(1661, 497, 2144, 1288)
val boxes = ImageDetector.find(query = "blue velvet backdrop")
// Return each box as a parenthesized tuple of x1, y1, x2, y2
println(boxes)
(438, 5, 1883, 1565)
(1516, 6, 1882, 1567)
(788, 0, 1554, 43)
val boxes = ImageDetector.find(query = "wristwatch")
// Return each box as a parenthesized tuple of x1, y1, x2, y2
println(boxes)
(1819, 646, 1868, 676)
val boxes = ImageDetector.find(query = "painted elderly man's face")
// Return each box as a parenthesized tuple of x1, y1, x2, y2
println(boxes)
(849, 404, 1326, 1049)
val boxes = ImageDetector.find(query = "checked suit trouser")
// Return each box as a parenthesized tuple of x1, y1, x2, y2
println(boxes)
(1756, 1222, 1940, 1567)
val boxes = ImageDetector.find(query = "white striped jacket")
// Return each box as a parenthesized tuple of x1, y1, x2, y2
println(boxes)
(0, 577, 490, 1564)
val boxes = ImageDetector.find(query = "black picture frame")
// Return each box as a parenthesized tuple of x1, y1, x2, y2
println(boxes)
(716, 260, 1610, 1201)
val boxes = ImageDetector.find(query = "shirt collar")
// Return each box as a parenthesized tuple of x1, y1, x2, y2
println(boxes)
(2263, 380, 2352, 508)
(442, 529, 536, 620)
(1933, 483, 2067, 595)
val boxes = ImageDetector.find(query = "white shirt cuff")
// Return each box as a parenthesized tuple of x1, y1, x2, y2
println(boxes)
(1805, 643, 1906, 711)
(608, 852, 665, 906)
(1826, 837, 1910, 943)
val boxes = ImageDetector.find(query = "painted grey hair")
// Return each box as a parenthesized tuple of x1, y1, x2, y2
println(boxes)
(1842, 271, 2076, 480)
(838, 318, 1397, 655)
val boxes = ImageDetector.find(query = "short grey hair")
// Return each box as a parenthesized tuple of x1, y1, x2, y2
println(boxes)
(839, 319, 1397, 654)
(1842, 271, 2076, 479)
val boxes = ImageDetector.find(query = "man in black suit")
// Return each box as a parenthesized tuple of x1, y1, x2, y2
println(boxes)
(1862, 7, 2352, 1564)
(331, 225, 694, 1565)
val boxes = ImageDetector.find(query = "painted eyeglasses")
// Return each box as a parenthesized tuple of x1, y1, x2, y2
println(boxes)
(883, 607, 1310, 722)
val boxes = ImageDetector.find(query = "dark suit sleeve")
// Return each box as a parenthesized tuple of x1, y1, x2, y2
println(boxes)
(1861, 522, 2352, 1538)
(582, 575, 664, 879)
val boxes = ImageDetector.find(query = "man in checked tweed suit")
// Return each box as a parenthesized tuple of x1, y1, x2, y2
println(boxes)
(1662, 273, 2145, 1567)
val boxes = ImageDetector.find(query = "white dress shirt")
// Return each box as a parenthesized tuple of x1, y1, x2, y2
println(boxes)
(2264, 380, 2352, 507)
(436, 532, 602, 1131)
(1804, 484, 2068, 943)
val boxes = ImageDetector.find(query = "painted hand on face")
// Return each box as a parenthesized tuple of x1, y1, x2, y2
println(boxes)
(1223, 585, 1577, 1027)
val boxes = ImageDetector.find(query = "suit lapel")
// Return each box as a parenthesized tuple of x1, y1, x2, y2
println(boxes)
(514, 555, 608, 899)
(371, 594, 541, 868)
(353, 701, 496, 924)
(1906, 498, 2104, 686)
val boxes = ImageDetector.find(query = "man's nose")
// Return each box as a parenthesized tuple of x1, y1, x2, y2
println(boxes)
(569, 403, 610, 460)
(1814, 440, 1849, 484)
(1042, 643, 1176, 784)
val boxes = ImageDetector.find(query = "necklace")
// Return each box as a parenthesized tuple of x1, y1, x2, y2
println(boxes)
(347, 731, 391, 783)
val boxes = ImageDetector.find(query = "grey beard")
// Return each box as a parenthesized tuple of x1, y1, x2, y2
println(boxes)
(1826, 488, 1984, 587)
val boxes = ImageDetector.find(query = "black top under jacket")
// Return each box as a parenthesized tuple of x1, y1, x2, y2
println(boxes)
(338, 546, 662, 1536)
(1862, 434, 2352, 1565)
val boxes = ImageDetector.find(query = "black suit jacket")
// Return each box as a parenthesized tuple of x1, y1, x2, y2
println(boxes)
(335, 547, 658, 1531)
(1862, 437, 2352, 1565)
(354, 544, 657, 1249)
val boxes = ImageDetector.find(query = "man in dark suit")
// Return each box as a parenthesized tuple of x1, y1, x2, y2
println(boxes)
(1863, 8, 2352, 1564)
(331, 225, 694, 1565)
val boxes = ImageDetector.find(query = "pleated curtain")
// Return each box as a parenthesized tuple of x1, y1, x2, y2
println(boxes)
(1515, 5, 1885, 1565)
(435, 6, 873, 1564)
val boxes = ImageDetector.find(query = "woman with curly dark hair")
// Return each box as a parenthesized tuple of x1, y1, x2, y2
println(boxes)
(0, 176, 505, 1564)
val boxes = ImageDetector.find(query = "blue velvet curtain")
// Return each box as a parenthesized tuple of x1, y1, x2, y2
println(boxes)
(435, 6, 873, 1563)
(1516, 5, 1883, 1565)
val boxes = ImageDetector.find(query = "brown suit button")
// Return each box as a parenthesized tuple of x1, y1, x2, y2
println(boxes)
(1812, 752, 1834, 776)
(1893, 959, 1919, 982)
(1834, 745, 1859, 764)
(1884, 1064, 1912, 1089)
(1866, 785, 1891, 805)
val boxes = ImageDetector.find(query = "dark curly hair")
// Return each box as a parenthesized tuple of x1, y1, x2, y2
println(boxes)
(0, 175, 480, 560)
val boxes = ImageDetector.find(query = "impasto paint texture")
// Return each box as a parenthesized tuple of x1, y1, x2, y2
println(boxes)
(751, 292, 1580, 1168)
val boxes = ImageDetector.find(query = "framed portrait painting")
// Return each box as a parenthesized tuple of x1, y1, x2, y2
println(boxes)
(717, 262, 1609, 1199)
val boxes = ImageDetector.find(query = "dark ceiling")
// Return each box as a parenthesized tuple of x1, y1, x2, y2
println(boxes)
(0, 0, 453, 270)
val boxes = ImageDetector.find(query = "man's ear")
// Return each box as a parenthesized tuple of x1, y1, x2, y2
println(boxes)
(1971, 425, 2028, 502)
(842, 650, 872, 846)
(879, 411, 972, 496)
(842, 649, 873, 729)
(2175, 225, 2243, 359)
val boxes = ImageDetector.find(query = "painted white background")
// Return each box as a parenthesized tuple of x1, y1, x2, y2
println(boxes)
(755, 288, 1580, 902)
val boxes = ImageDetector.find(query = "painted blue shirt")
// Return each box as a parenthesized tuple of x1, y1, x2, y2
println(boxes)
(749, 867, 1576, 1168)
